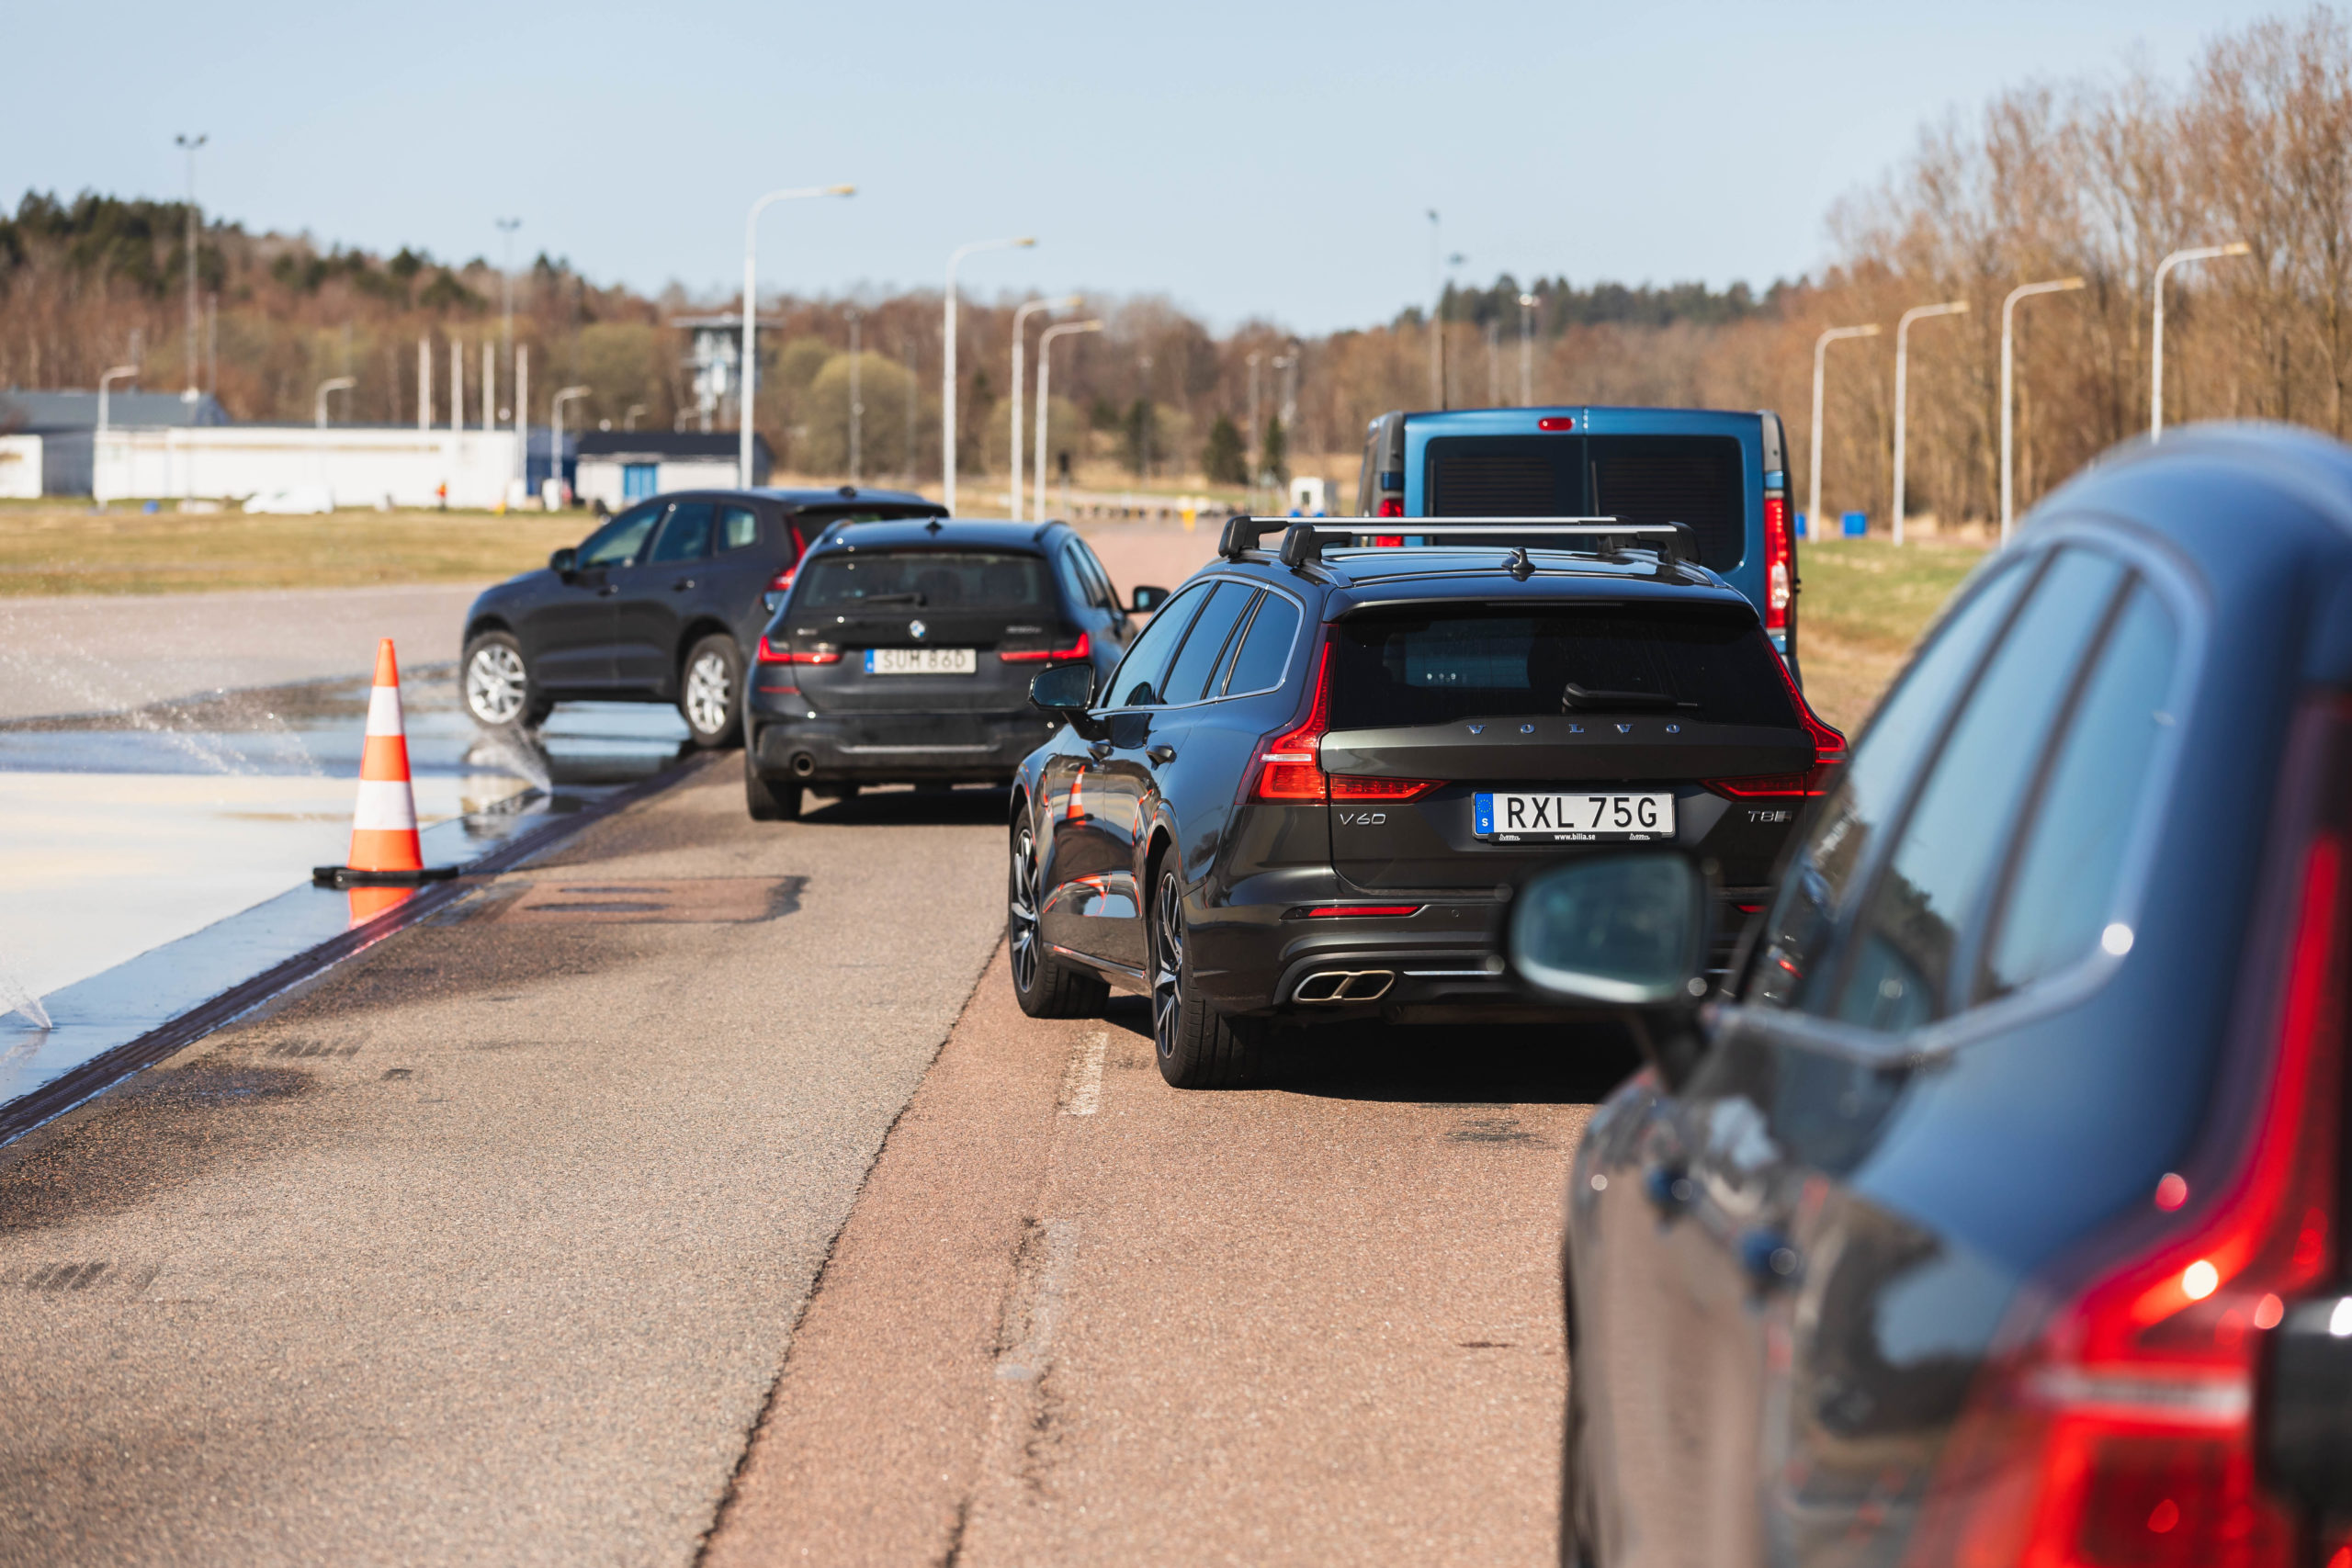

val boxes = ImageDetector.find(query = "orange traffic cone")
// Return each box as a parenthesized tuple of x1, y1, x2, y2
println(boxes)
(313, 639, 458, 891)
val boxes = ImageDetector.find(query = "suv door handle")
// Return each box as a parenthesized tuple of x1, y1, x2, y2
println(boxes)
(1146, 744, 1177, 765)
(671, 577, 696, 591)
(1738, 1228, 1804, 1289)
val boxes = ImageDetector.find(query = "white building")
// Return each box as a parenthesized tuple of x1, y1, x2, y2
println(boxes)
(93, 424, 524, 509)
(572, 431, 770, 511)
(0, 435, 40, 499)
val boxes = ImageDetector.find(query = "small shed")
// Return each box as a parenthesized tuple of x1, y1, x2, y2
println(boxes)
(572, 431, 771, 510)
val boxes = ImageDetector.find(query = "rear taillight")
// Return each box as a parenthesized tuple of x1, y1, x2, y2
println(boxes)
(1329, 775, 1440, 801)
(767, 566, 797, 598)
(1703, 772, 1831, 799)
(1377, 496, 1406, 519)
(1904, 807, 2346, 1568)
(1760, 637, 1846, 791)
(1764, 492, 1793, 634)
(1372, 535, 1405, 547)
(1301, 904, 1424, 919)
(1001, 631, 1091, 663)
(1254, 641, 1332, 801)
(755, 636, 839, 665)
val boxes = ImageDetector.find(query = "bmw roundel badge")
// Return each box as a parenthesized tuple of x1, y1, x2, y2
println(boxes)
(909, 618, 927, 640)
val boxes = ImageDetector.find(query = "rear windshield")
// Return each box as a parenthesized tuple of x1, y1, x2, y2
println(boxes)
(796, 549, 1050, 611)
(1327, 604, 1798, 729)
(1423, 434, 1747, 570)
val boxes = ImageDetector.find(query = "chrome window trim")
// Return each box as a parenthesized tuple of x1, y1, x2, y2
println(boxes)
(1098, 573, 1308, 712)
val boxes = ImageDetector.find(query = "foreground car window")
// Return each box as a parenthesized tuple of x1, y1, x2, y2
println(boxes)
(1978, 583, 2179, 999)
(1325, 605, 1796, 728)
(1102, 584, 1209, 707)
(1830, 549, 2128, 1030)
(797, 550, 1049, 610)
(580, 504, 662, 568)
(1219, 593, 1301, 696)
(1159, 584, 1257, 705)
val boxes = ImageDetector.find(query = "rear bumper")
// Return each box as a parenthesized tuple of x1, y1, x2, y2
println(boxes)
(748, 705, 1058, 784)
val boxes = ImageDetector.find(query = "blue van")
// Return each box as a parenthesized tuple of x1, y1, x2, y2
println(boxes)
(1355, 406, 1802, 679)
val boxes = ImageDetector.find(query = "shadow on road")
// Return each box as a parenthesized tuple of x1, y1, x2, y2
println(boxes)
(795, 785, 1011, 829)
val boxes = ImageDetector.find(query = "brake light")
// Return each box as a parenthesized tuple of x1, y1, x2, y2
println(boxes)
(1001, 631, 1091, 663)
(1254, 641, 1332, 801)
(1703, 773, 1830, 799)
(1759, 634, 1845, 791)
(1764, 493, 1792, 634)
(1302, 905, 1424, 919)
(755, 636, 839, 665)
(1537, 416, 1576, 432)
(1329, 775, 1441, 801)
(1372, 535, 1405, 547)
(1377, 496, 1406, 519)
(767, 565, 797, 599)
(1904, 826, 2345, 1568)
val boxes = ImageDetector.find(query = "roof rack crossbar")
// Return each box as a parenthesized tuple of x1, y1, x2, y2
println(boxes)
(1256, 518, 1700, 568)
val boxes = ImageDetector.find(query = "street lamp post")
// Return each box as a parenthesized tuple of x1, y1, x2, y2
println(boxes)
(1009, 294, 1080, 520)
(845, 309, 863, 486)
(314, 377, 356, 429)
(2152, 243, 2251, 441)
(550, 385, 590, 507)
(1034, 320, 1102, 523)
(1246, 351, 1263, 505)
(1426, 210, 1442, 405)
(741, 184, 856, 487)
(2001, 276, 2086, 544)
(1892, 300, 1968, 547)
(96, 365, 139, 502)
(1808, 324, 1881, 543)
(174, 133, 206, 403)
(1518, 292, 1538, 406)
(943, 236, 1036, 513)
(494, 217, 521, 354)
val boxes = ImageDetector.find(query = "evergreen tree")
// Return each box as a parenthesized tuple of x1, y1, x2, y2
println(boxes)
(1262, 415, 1288, 485)
(1201, 413, 1248, 485)
(1124, 399, 1157, 477)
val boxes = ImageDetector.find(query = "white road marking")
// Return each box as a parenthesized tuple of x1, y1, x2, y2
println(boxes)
(1060, 1032, 1107, 1117)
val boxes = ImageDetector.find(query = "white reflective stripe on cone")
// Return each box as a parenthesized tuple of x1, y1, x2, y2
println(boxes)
(352, 778, 419, 831)
(366, 682, 405, 738)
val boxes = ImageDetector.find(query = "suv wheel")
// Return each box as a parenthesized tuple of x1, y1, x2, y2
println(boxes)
(680, 635, 742, 750)
(744, 749, 800, 821)
(462, 632, 549, 729)
(1150, 863, 1265, 1088)
(1009, 821, 1107, 1018)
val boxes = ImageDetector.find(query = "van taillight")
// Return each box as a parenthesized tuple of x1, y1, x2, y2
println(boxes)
(1903, 803, 2346, 1568)
(1377, 496, 1406, 519)
(1254, 642, 1332, 801)
(1764, 493, 1793, 634)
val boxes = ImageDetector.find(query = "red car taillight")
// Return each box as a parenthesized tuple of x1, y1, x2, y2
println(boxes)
(1757, 634, 1847, 793)
(1377, 496, 1406, 519)
(1702, 772, 1832, 799)
(1329, 775, 1440, 801)
(1904, 753, 2347, 1568)
(1001, 631, 1091, 663)
(1254, 641, 1332, 800)
(1764, 492, 1793, 635)
(766, 566, 797, 599)
(755, 636, 839, 665)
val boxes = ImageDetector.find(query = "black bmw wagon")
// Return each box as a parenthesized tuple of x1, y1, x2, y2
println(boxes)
(1007, 518, 1846, 1089)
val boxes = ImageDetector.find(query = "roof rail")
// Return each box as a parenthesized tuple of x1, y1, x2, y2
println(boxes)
(1250, 518, 1700, 568)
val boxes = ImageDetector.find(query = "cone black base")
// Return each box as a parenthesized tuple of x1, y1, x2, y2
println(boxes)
(311, 864, 463, 888)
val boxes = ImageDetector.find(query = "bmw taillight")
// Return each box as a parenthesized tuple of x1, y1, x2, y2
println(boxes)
(1764, 492, 1793, 635)
(755, 636, 839, 665)
(1254, 641, 1332, 801)
(1001, 631, 1091, 663)
(1904, 702, 2351, 1568)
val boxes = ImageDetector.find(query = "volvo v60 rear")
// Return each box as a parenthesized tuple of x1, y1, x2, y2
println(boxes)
(1007, 519, 1845, 1088)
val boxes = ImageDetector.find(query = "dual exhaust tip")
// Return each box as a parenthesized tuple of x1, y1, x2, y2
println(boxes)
(1294, 969, 1396, 1004)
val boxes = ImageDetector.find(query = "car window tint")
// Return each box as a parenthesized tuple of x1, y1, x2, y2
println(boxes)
(1104, 584, 1209, 707)
(578, 504, 662, 568)
(1161, 583, 1256, 705)
(650, 502, 715, 563)
(717, 504, 759, 552)
(1056, 546, 1093, 612)
(1830, 549, 2129, 1031)
(1746, 557, 2034, 1010)
(1075, 543, 1117, 610)
(1222, 592, 1301, 695)
(1979, 583, 2179, 999)
(1205, 591, 1266, 697)
(797, 549, 1049, 610)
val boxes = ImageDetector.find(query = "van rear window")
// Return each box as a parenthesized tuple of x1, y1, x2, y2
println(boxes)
(1327, 604, 1797, 729)
(1424, 434, 1747, 570)
(797, 550, 1049, 611)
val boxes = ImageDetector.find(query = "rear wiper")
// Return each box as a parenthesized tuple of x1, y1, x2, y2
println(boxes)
(1561, 683, 1696, 713)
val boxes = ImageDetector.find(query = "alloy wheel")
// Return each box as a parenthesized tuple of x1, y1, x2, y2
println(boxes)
(684, 650, 733, 736)
(1152, 872, 1183, 1060)
(1009, 827, 1043, 992)
(466, 644, 527, 726)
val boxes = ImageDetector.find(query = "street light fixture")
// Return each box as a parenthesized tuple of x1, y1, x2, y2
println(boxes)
(551, 385, 591, 507)
(943, 235, 1036, 513)
(1808, 324, 1881, 543)
(315, 377, 356, 429)
(1518, 292, 1539, 406)
(1009, 293, 1081, 520)
(1892, 300, 1968, 547)
(1034, 320, 1102, 522)
(494, 217, 521, 353)
(174, 133, 206, 403)
(2152, 243, 2251, 441)
(2001, 276, 2086, 544)
(741, 184, 856, 487)
(96, 365, 139, 502)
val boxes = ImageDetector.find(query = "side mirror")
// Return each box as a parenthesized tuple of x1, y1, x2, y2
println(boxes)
(1507, 849, 1714, 1089)
(2256, 1292, 2352, 1523)
(1027, 661, 1096, 719)
(549, 547, 578, 578)
(1128, 584, 1170, 614)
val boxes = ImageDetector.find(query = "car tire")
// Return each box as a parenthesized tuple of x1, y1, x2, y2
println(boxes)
(745, 750, 801, 821)
(1149, 862, 1265, 1089)
(680, 634, 743, 750)
(461, 631, 542, 730)
(1009, 820, 1108, 1018)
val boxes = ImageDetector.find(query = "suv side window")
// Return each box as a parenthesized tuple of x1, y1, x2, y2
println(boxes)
(1746, 557, 2035, 1011)
(1977, 581, 2180, 999)
(717, 503, 760, 552)
(1102, 584, 1209, 707)
(1220, 592, 1302, 696)
(579, 502, 662, 568)
(1159, 583, 1256, 705)
(650, 502, 715, 563)
(1828, 549, 2129, 1031)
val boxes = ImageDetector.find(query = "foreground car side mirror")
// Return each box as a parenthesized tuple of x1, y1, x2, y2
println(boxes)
(1129, 585, 1170, 613)
(1507, 849, 1715, 1089)
(1027, 663, 1100, 734)
(2256, 1291, 2352, 1522)
(549, 547, 578, 579)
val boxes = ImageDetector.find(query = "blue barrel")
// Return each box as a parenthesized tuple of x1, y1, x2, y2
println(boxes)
(1794, 513, 1809, 539)
(1841, 511, 1868, 538)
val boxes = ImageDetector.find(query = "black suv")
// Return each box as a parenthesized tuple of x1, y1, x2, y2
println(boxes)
(1510, 425, 2352, 1568)
(1007, 518, 1845, 1089)
(458, 486, 943, 747)
(742, 518, 1165, 820)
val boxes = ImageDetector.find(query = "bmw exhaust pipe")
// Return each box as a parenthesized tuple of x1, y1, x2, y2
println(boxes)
(790, 752, 818, 778)
(1293, 970, 1396, 1003)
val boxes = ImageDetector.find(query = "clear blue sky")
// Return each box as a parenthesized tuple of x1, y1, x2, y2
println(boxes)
(4, 0, 2298, 333)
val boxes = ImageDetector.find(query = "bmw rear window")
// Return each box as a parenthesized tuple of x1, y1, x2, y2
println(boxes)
(797, 550, 1050, 611)
(1327, 604, 1798, 729)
